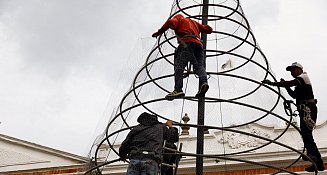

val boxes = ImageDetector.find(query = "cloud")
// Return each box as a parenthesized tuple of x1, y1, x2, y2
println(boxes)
(246, 0, 327, 123)
(0, 0, 172, 155)
(241, 0, 280, 26)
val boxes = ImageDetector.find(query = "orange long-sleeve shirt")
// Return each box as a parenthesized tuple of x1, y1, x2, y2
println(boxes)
(156, 14, 213, 46)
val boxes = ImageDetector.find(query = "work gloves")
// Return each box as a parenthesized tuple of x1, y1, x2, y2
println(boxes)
(152, 31, 160, 38)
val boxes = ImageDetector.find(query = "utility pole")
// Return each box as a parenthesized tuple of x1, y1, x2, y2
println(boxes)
(196, 1, 209, 175)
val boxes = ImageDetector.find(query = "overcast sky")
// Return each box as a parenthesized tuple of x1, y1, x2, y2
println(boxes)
(0, 0, 327, 156)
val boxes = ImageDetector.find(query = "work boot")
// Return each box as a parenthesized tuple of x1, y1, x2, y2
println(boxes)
(165, 90, 185, 101)
(195, 83, 209, 97)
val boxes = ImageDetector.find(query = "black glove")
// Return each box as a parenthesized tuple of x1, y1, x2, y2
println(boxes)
(152, 31, 160, 38)
(262, 79, 276, 86)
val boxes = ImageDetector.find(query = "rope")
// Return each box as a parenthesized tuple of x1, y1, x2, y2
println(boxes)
(212, 3, 228, 172)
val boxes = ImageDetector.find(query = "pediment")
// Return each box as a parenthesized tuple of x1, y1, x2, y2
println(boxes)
(0, 148, 48, 167)
(0, 134, 87, 173)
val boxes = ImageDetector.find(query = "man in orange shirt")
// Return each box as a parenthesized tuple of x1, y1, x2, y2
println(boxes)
(152, 14, 213, 100)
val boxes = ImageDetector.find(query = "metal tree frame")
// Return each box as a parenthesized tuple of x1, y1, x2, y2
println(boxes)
(86, 0, 319, 175)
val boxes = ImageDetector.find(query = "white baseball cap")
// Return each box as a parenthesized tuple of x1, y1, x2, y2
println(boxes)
(286, 62, 303, 71)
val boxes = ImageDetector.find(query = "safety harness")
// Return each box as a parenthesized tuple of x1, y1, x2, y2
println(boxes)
(176, 33, 203, 78)
(298, 99, 317, 130)
(177, 33, 202, 48)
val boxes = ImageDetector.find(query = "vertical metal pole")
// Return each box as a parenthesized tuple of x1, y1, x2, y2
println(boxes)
(196, 1, 209, 175)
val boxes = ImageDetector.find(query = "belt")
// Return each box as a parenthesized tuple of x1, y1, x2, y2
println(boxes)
(129, 150, 161, 162)
(177, 34, 203, 46)
(178, 34, 200, 41)
(298, 99, 317, 106)
(130, 150, 156, 155)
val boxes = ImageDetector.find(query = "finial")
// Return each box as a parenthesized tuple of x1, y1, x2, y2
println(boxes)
(181, 113, 190, 135)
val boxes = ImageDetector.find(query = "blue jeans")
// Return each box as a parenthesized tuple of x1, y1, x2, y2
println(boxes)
(127, 158, 158, 175)
(174, 42, 207, 92)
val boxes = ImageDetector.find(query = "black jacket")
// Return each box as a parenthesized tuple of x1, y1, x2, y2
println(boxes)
(119, 112, 179, 159)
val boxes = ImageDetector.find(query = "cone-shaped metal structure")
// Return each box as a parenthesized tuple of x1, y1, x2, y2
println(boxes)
(86, 0, 312, 174)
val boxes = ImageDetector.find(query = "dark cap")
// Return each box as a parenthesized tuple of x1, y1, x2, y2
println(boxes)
(137, 112, 159, 126)
(286, 62, 303, 71)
